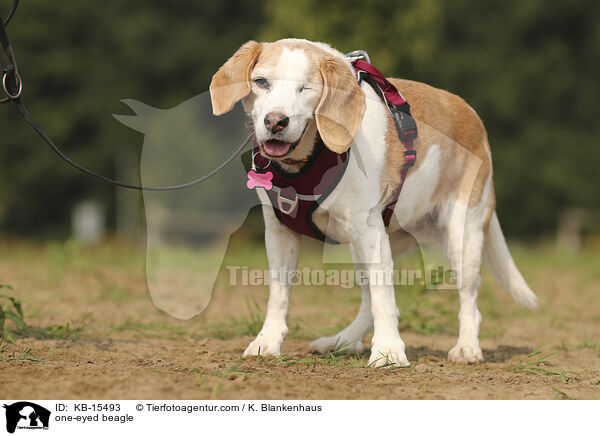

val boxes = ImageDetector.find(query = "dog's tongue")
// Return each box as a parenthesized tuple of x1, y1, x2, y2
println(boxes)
(263, 140, 292, 157)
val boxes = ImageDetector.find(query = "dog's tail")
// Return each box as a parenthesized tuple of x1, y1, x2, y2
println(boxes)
(483, 211, 538, 309)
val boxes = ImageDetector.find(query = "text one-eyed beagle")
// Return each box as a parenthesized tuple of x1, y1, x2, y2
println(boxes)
(209, 39, 537, 367)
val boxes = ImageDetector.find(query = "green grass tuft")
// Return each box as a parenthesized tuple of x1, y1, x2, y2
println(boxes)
(0, 285, 29, 343)
(0, 337, 40, 362)
(114, 318, 187, 338)
(202, 297, 265, 340)
(551, 386, 572, 400)
(508, 346, 558, 376)
(1, 284, 86, 342)
(579, 336, 599, 351)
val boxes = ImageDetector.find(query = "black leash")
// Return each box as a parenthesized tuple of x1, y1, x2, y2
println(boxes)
(0, 1, 250, 191)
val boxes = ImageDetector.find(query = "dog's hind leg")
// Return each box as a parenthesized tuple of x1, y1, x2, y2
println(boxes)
(243, 205, 301, 358)
(443, 198, 487, 364)
(309, 278, 373, 355)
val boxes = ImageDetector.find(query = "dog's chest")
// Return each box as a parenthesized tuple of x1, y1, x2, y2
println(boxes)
(308, 151, 387, 244)
(307, 86, 391, 243)
(311, 144, 442, 244)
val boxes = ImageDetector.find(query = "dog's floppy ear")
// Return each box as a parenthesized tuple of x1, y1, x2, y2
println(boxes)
(315, 58, 366, 153)
(210, 41, 262, 115)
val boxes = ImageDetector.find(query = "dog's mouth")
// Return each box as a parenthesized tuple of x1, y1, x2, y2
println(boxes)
(262, 139, 295, 157)
(260, 125, 307, 159)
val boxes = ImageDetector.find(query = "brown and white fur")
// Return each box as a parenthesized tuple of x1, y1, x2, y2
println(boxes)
(210, 39, 537, 366)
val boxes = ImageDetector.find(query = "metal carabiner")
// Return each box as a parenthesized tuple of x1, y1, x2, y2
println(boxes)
(2, 68, 22, 99)
(345, 50, 371, 63)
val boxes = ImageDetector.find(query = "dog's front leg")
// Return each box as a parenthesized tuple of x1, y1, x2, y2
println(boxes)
(353, 218, 410, 368)
(243, 205, 301, 358)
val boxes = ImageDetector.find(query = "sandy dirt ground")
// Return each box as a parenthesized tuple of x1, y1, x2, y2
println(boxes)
(0, 239, 599, 400)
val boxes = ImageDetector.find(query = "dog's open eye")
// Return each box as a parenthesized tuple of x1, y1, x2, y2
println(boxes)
(297, 84, 311, 93)
(253, 77, 270, 90)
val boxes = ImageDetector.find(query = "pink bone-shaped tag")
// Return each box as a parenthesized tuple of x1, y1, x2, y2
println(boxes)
(247, 170, 273, 190)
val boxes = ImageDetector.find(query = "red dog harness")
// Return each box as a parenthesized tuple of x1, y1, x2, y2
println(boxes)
(250, 137, 350, 244)
(247, 54, 418, 244)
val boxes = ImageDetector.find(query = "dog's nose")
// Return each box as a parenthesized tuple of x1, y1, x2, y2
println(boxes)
(264, 112, 289, 133)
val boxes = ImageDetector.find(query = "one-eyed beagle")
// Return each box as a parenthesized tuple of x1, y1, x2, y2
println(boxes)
(210, 38, 537, 367)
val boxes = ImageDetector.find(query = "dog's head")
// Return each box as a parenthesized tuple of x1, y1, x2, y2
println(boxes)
(210, 39, 366, 164)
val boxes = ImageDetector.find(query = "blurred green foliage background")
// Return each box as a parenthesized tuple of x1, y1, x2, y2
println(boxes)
(0, 0, 598, 240)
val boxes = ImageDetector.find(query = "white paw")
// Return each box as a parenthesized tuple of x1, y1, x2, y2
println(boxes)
(309, 336, 364, 354)
(369, 339, 410, 368)
(448, 342, 484, 363)
(243, 330, 286, 358)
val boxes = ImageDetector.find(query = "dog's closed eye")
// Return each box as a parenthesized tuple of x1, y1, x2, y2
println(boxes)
(253, 77, 270, 90)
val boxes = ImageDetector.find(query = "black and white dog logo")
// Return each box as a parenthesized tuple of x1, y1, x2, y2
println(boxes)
(3, 402, 50, 434)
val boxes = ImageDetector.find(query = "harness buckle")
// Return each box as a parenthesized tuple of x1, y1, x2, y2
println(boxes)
(390, 106, 418, 142)
(276, 187, 299, 216)
(403, 150, 417, 168)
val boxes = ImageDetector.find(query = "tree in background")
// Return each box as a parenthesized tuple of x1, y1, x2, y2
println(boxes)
(0, 0, 264, 237)
(1, 0, 598, 240)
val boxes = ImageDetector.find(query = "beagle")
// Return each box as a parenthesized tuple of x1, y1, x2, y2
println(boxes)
(209, 39, 537, 366)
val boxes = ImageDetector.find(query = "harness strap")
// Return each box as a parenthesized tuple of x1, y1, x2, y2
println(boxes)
(250, 135, 350, 244)
(248, 56, 419, 244)
(353, 59, 408, 106)
(352, 58, 418, 228)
